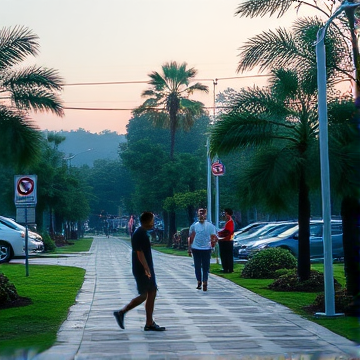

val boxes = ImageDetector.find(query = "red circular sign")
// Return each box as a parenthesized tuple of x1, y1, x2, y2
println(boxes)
(17, 177, 35, 196)
(211, 161, 225, 176)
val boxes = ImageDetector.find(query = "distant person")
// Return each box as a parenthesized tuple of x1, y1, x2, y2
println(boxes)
(128, 215, 135, 237)
(114, 212, 165, 331)
(188, 208, 218, 291)
(218, 208, 235, 273)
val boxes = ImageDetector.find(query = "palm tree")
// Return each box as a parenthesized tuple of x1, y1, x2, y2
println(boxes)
(0, 26, 64, 168)
(234, 0, 360, 308)
(210, 68, 322, 281)
(134, 61, 208, 160)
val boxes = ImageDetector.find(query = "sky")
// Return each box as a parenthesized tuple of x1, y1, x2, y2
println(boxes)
(2, 0, 312, 135)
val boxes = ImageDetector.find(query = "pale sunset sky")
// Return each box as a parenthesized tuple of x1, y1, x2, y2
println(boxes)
(2, 0, 315, 135)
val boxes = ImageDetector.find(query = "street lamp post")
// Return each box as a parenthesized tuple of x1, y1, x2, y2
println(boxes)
(63, 148, 93, 169)
(315, 0, 360, 317)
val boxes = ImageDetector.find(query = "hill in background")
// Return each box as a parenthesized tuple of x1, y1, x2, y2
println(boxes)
(44, 129, 126, 167)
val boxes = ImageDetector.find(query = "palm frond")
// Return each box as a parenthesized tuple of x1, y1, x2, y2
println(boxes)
(237, 27, 297, 73)
(234, 0, 294, 18)
(269, 69, 299, 101)
(148, 71, 167, 91)
(184, 82, 209, 95)
(209, 112, 275, 157)
(12, 89, 64, 116)
(226, 86, 292, 120)
(3, 66, 64, 91)
(0, 106, 42, 167)
(0, 26, 39, 70)
(180, 98, 205, 113)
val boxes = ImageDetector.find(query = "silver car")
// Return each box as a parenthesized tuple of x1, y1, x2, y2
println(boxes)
(233, 221, 297, 257)
(238, 220, 343, 260)
(0, 218, 44, 263)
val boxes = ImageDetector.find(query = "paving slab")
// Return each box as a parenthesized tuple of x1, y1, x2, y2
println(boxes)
(20, 236, 359, 359)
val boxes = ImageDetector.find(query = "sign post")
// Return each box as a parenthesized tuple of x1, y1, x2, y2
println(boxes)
(211, 160, 225, 264)
(14, 175, 37, 277)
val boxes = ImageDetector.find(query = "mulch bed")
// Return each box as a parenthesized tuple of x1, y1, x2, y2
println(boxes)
(0, 297, 32, 310)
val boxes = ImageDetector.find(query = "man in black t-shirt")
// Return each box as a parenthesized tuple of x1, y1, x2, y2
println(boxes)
(114, 212, 165, 331)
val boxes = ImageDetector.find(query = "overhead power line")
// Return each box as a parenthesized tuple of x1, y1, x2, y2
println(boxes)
(63, 74, 270, 87)
(62, 74, 270, 111)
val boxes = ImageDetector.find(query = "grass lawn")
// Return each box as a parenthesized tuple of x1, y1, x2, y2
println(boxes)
(54, 237, 93, 253)
(0, 264, 85, 356)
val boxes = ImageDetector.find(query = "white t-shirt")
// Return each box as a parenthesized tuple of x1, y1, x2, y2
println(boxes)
(189, 221, 216, 250)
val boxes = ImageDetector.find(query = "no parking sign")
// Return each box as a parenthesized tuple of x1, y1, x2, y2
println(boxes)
(14, 175, 37, 206)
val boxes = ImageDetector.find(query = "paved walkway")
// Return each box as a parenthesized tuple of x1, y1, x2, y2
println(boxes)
(26, 236, 359, 359)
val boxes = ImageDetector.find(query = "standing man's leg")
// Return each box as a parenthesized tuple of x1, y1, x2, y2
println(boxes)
(218, 241, 227, 271)
(192, 249, 202, 289)
(228, 241, 234, 273)
(114, 293, 146, 329)
(145, 289, 156, 326)
(201, 249, 211, 291)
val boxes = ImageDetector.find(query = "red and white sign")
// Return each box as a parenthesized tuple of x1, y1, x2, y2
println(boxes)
(14, 175, 37, 205)
(211, 160, 225, 176)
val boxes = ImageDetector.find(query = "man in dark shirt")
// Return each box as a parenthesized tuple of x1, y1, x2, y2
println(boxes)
(114, 212, 165, 331)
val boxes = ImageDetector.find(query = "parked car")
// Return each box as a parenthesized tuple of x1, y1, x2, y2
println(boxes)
(238, 220, 343, 260)
(0, 215, 43, 241)
(0, 218, 44, 263)
(233, 222, 269, 238)
(233, 221, 298, 257)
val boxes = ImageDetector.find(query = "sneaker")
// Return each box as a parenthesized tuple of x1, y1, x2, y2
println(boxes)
(144, 321, 166, 331)
(113, 310, 125, 329)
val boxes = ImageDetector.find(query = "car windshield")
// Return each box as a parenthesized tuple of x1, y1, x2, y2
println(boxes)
(276, 224, 299, 238)
(0, 217, 22, 230)
(261, 223, 297, 237)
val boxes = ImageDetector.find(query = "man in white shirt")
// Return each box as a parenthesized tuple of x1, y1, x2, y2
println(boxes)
(188, 208, 218, 291)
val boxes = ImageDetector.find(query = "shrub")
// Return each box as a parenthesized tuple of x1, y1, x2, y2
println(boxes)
(42, 232, 56, 252)
(304, 288, 356, 315)
(0, 273, 19, 305)
(241, 248, 297, 279)
(269, 269, 342, 292)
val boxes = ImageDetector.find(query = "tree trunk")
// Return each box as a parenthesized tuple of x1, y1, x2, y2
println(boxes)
(297, 169, 311, 281)
(163, 210, 169, 243)
(187, 205, 195, 227)
(341, 196, 360, 313)
(167, 211, 176, 247)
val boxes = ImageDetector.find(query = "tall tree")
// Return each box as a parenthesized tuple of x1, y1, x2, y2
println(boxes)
(134, 61, 208, 160)
(234, 0, 360, 310)
(210, 68, 321, 281)
(0, 26, 64, 168)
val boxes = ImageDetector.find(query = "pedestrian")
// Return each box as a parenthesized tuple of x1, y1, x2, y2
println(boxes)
(217, 208, 235, 273)
(114, 211, 165, 331)
(128, 215, 135, 237)
(188, 208, 218, 291)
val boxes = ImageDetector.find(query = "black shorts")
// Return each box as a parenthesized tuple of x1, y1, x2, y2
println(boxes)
(134, 273, 157, 295)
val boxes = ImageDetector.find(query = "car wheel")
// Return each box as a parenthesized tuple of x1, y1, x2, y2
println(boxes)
(0, 241, 12, 263)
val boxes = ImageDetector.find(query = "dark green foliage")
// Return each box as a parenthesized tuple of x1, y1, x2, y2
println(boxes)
(241, 248, 297, 279)
(0, 273, 19, 304)
(305, 288, 356, 316)
(42, 232, 56, 252)
(269, 269, 342, 292)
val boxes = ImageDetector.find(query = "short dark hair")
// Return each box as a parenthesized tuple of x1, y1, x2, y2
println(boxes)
(224, 208, 233, 216)
(140, 212, 154, 224)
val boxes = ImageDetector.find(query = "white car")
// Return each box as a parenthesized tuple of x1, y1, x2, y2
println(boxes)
(0, 215, 43, 241)
(0, 218, 44, 263)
